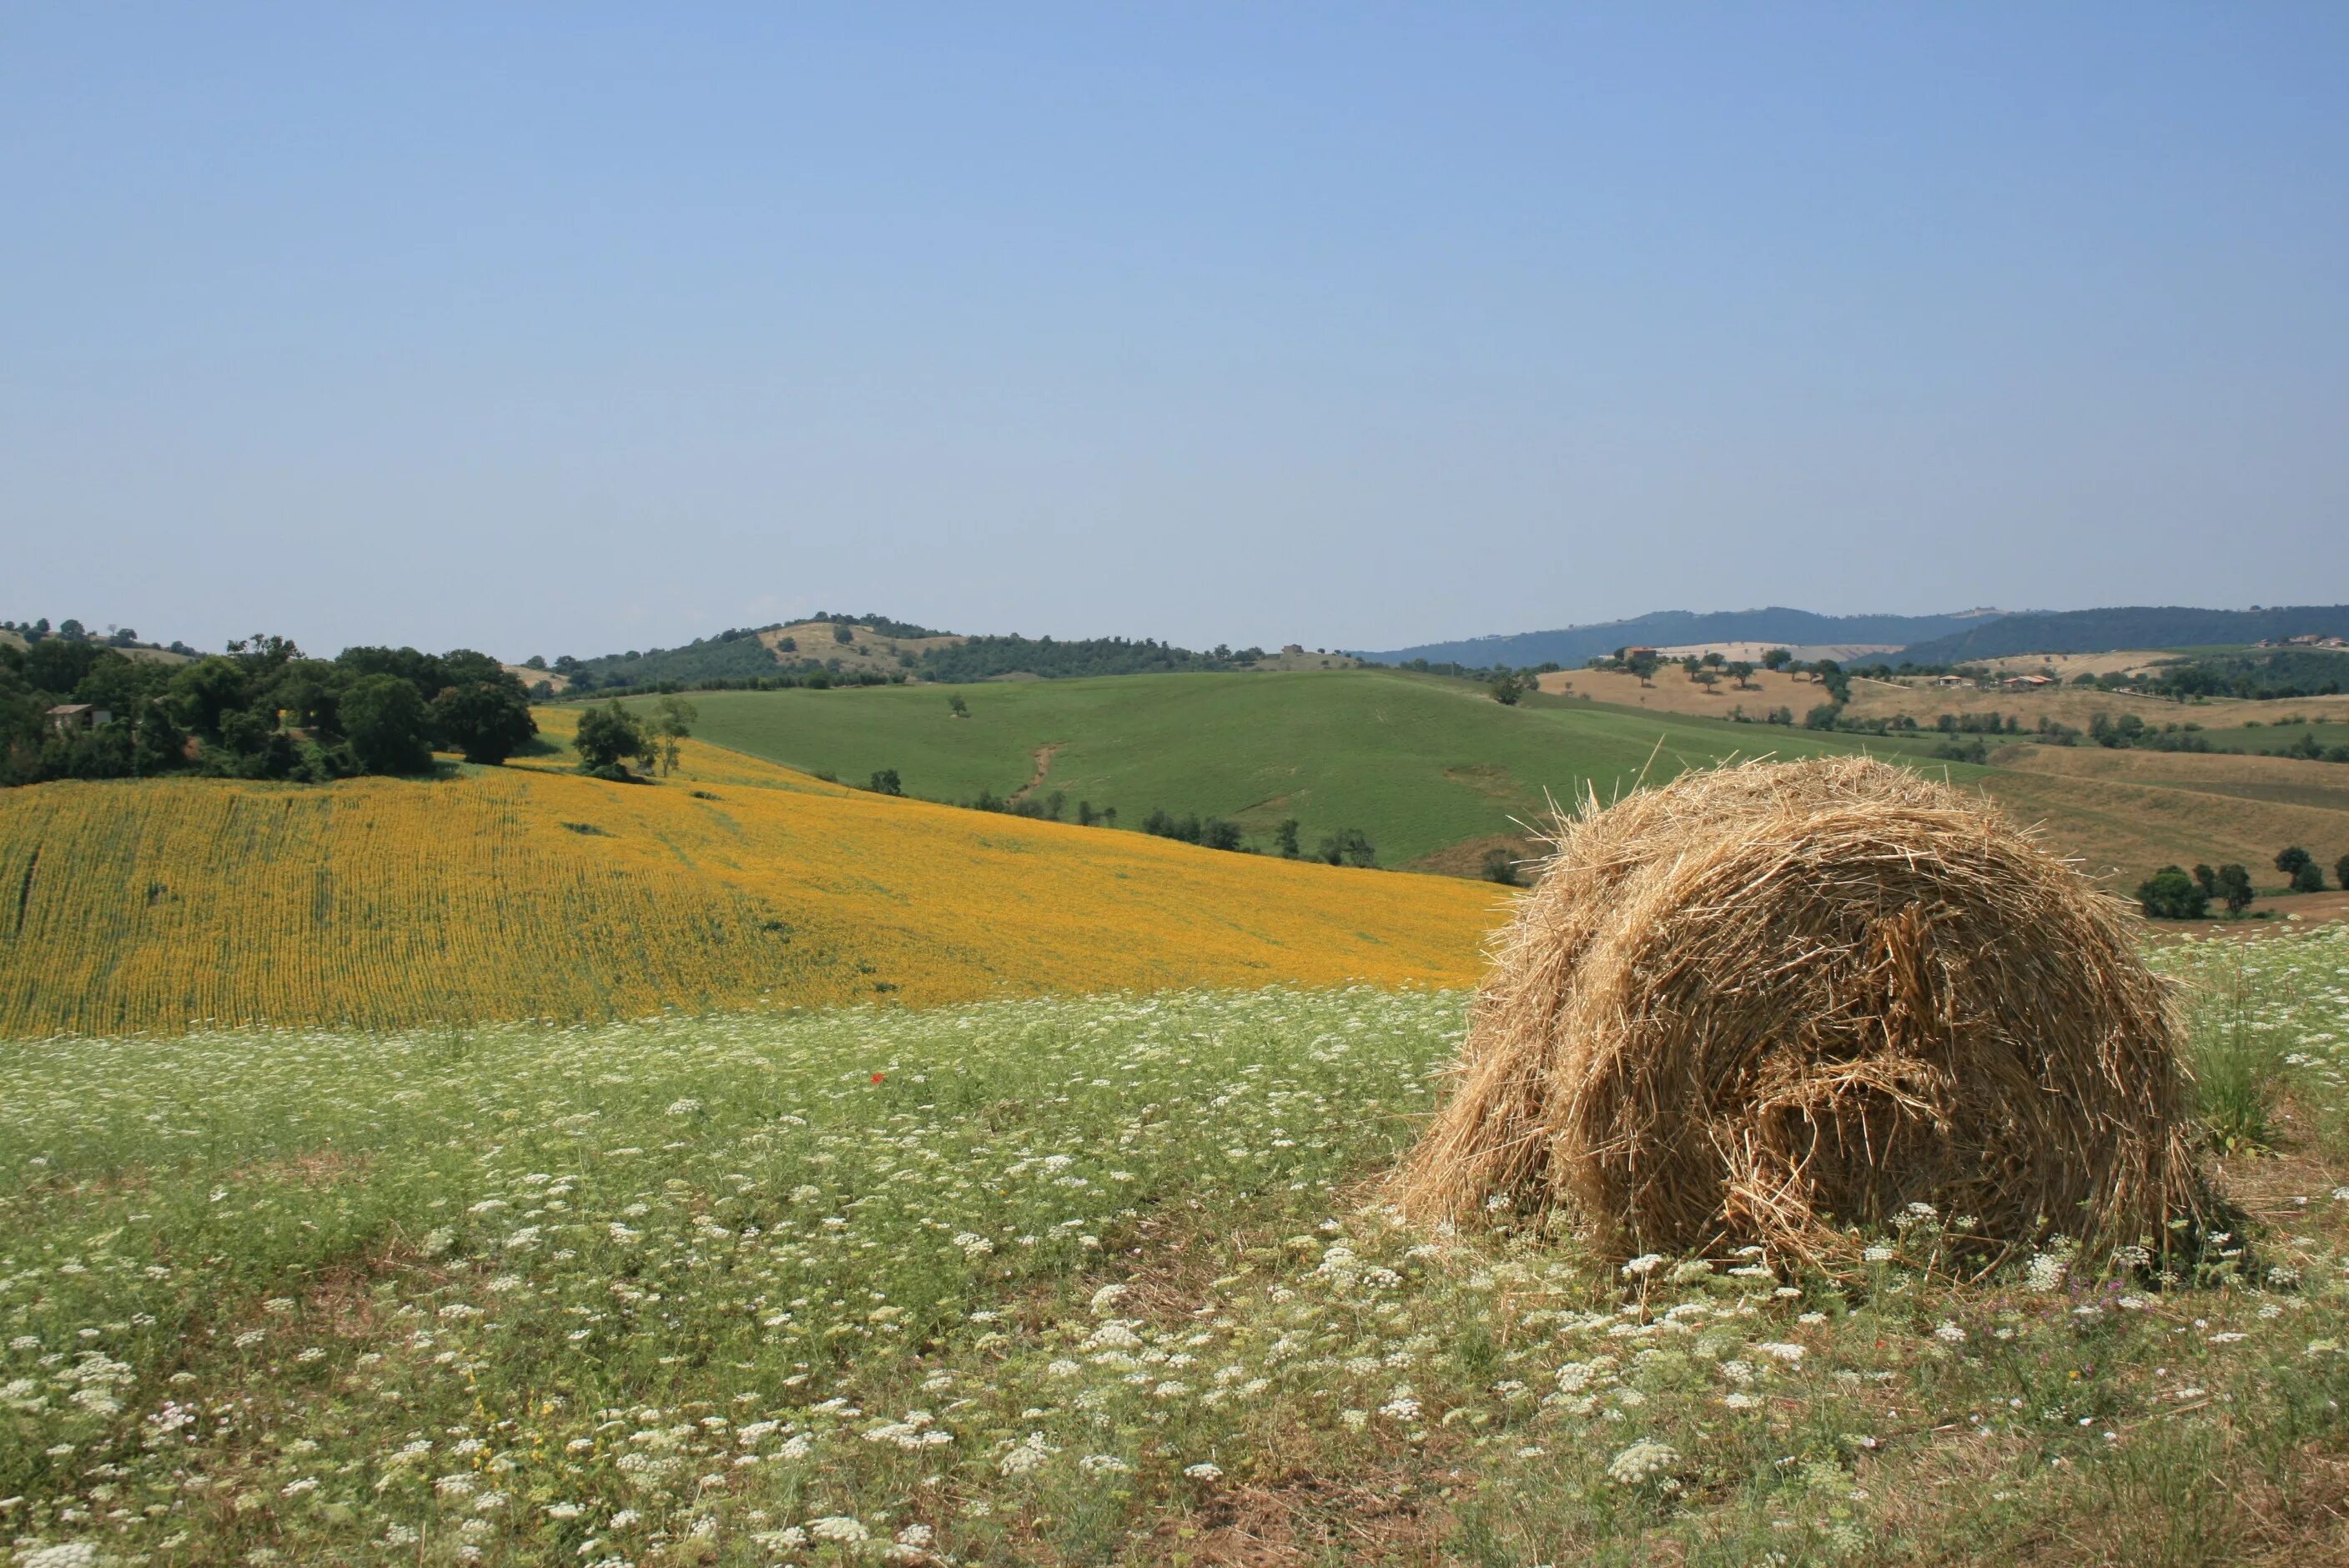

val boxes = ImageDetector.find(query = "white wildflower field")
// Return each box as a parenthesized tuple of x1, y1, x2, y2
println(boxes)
(6, 930, 2349, 1564)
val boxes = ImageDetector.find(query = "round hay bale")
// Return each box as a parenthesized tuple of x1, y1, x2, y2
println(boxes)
(1400, 756, 2200, 1269)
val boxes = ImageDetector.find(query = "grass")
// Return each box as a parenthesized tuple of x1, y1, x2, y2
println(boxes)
(2195, 720, 2349, 757)
(3, 928, 2348, 1564)
(0, 723, 1494, 1037)
(599, 670, 1924, 869)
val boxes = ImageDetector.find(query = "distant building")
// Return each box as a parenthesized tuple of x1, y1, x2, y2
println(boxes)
(47, 703, 111, 734)
(1934, 674, 1969, 687)
(1999, 674, 2052, 693)
(1622, 646, 1659, 661)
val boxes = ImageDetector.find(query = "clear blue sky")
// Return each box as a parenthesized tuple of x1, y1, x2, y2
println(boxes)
(5, 4, 2345, 660)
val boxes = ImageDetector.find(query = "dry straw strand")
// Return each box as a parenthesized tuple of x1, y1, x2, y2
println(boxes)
(1400, 756, 2201, 1273)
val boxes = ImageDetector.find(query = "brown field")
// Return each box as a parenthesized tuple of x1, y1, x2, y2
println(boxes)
(1971, 649, 2178, 678)
(1537, 665, 1830, 716)
(502, 661, 570, 693)
(756, 619, 966, 678)
(1844, 676, 2349, 731)
(1247, 648, 1362, 671)
(1967, 746, 2349, 887)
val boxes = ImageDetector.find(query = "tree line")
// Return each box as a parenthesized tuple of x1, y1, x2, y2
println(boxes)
(2, 628, 535, 787)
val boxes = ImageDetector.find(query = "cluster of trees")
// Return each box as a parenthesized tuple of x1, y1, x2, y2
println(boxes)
(2137, 847, 2344, 918)
(570, 697, 697, 780)
(2275, 846, 2344, 894)
(2137, 863, 2251, 920)
(917, 636, 1266, 682)
(3, 631, 536, 787)
(1154, 812, 1374, 865)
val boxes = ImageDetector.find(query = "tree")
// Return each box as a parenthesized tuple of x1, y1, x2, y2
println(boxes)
(948, 695, 968, 718)
(573, 701, 652, 776)
(868, 767, 903, 796)
(341, 675, 435, 775)
(1762, 647, 1793, 671)
(2135, 865, 2208, 920)
(646, 695, 698, 776)
(2192, 864, 2218, 897)
(167, 656, 249, 739)
(2276, 846, 2314, 878)
(1728, 661, 1754, 688)
(1803, 703, 1841, 731)
(2216, 863, 2255, 915)
(1274, 818, 1300, 858)
(1488, 673, 1522, 705)
(2293, 859, 2326, 893)
(832, 623, 855, 645)
(1315, 827, 1376, 867)
(2336, 852, 2349, 892)
(432, 681, 536, 765)
(1480, 847, 1522, 886)
(1700, 651, 1726, 669)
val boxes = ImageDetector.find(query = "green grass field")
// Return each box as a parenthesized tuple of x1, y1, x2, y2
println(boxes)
(579, 669, 2349, 884)
(601, 671, 1944, 868)
(2195, 719, 2349, 757)
(5, 932, 2346, 1565)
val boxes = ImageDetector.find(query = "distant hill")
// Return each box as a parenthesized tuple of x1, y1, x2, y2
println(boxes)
(1353, 608, 2007, 670)
(1896, 606, 2349, 664)
(593, 666, 2347, 887)
(556, 616, 1278, 691)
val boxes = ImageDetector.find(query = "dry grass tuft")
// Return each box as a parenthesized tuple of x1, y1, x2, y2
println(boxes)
(1399, 756, 2202, 1272)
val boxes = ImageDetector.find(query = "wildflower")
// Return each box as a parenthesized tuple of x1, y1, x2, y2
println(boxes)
(18, 1547, 99, 1568)
(1606, 1438, 1679, 1486)
(2026, 1253, 2068, 1292)
(1078, 1454, 1131, 1475)
(998, 1433, 1055, 1475)
(1183, 1462, 1223, 1480)
(1934, 1321, 1967, 1344)
(808, 1515, 870, 1543)
(1620, 1253, 1665, 1279)
(1756, 1342, 1805, 1363)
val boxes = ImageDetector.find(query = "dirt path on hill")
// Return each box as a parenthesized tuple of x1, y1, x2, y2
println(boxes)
(1009, 742, 1062, 802)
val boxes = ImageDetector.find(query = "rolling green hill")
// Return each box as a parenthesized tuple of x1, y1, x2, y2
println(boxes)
(600, 671, 1939, 870)
(585, 669, 2349, 883)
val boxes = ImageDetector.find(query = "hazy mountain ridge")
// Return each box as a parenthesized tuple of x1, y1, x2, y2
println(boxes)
(1896, 606, 2349, 663)
(1352, 608, 2008, 669)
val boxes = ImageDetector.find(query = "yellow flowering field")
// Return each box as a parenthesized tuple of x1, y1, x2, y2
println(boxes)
(0, 730, 1498, 1037)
